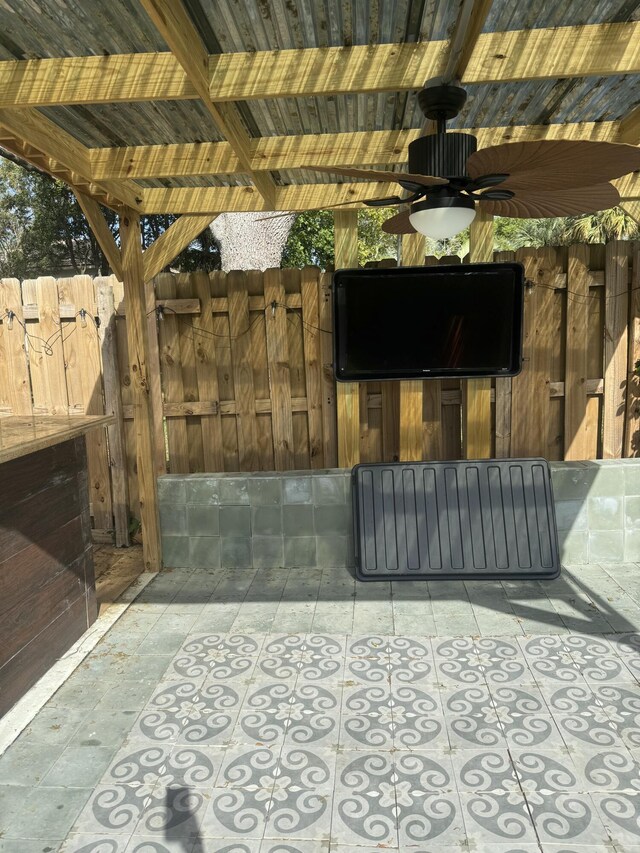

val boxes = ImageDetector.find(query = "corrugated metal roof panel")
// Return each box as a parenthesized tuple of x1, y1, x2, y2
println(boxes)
(0, 0, 167, 59)
(484, 0, 640, 32)
(41, 102, 225, 148)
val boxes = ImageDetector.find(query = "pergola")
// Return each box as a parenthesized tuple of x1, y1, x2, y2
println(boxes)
(0, 0, 638, 571)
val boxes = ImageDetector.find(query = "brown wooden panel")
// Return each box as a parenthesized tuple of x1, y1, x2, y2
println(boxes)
(0, 551, 89, 668)
(319, 272, 337, 468)
(283, 269, 309, 470)
(211, 271, 239, 471)
(248, 271, 275, 471)
(0, 594, 89, 718)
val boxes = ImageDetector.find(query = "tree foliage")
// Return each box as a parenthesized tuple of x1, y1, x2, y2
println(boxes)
(0, 157, 220, 278)
(281, 208, 398, 269)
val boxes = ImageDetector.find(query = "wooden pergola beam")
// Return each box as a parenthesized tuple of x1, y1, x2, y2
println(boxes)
(464, 21, 640, 84)
(73, 191, 123, 281)
(441, 0, 495, 83)
(90, 121, 620, 181)
(0, 21, 637, 110)
(141, 173, 640, 215)
(0, 54, 196, 108)
(621, 202, 640, 225)
(618, 106, 640, 145)
(139, 0, 276, 207)
(142, 215, 217, 282)
(0, 107, 143, 211)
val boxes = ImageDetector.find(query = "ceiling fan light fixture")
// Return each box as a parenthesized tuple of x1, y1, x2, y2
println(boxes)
(409, 195, 476, 240)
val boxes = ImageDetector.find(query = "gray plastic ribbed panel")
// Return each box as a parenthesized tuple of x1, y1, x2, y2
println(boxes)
(353, 459, 560, 580)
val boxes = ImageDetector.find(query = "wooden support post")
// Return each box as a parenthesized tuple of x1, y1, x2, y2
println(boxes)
(120, 210, 161, 571)
(96, 279, 130, 546)
(463, 208, 493, 458)
(73, 191, 123, 280)
(564, 245, 591, 459)
(603, 240, 630, 458)
(334, 210, 360, 468)
(625, 244, 640, 457)
(143, 214, 216, 282)
(399, 233, 425, 461)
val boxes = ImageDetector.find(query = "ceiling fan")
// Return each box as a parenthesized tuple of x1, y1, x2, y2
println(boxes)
(289, 79, 640, 240)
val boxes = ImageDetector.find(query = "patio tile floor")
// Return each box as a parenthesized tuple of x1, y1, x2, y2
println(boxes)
(2, 563, 640, 851)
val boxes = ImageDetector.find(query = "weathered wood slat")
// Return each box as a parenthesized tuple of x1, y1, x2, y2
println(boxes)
(301, 267, 324, 468)
(192, 271, 225, 472)
(156, 273, 190, 473)
(604, 241, 631, 458)
(96, 279, 129, 547)
(176, 273, 205, 472)
(228, 270, 259, 470)
(319, 271, 338, 468)
(264, 268, 295, 470)
(0, 279, 31, 414)
(66, 276, 113, 531)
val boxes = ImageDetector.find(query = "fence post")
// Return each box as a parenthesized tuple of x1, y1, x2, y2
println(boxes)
(334, 210, 360, 468)
(120, 210, 161, 571)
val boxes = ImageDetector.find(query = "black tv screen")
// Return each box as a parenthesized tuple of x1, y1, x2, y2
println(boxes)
(333, 262, 524, 381)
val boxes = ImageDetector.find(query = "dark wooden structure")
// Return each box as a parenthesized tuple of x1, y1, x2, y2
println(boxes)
(0, 415, 112, 717)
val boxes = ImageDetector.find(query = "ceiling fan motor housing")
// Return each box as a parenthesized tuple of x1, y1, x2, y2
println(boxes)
(408, 132, 477, 180)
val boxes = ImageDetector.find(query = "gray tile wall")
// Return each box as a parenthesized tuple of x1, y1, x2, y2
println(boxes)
(158, 461, 640, 569)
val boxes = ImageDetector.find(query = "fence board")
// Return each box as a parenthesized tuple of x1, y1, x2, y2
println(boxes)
(301, 267, 324, 468)
(68, 276, 112, 531)
(264, 268, 295, 470)
(625, 245, 640, 457)
(113, 277, 140, 517)
(0, 279, 31, 414)
(318, 272, 337, 467)
(24, 278, 69, 415)
(192, 271, 225, 472)
(248, 270, 275, 471)
(176, 273, 205, 472)
(96, 279, 129, 546)
(211, 271, 239, 471)
(604, 241, 630, 458)
(156, 273, 189, 473)
(283, 268, 309, 470)
(228, 270, 259, 470)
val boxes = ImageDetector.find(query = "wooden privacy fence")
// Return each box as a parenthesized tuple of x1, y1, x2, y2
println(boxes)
(0, 242, 638, 541)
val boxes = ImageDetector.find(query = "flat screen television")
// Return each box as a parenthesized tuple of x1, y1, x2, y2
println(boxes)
(333, 262, 524, 381)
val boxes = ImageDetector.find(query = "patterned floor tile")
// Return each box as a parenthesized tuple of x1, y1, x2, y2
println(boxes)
(59, 835, 130, 852)
(331, 751, 398, 848)
(593, 684, 640, 749)
(194, 841, 260, 853)
(511, 748, 583, 792)
(168, 635, 261, 682)
(571, 748, 640, 793)
(592, 791, 640, 845)
(460, 791, 538, 845)
(564, 635, 638, 683)
(555, 712, 627, 751)
(442, 686, 506, 749)
(260, 635, 345, 682)
(451, 749, 519, 793)
(518, 636, 585, 685)
(395, 789, 465, 848)
(526, 791, 611, 845)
